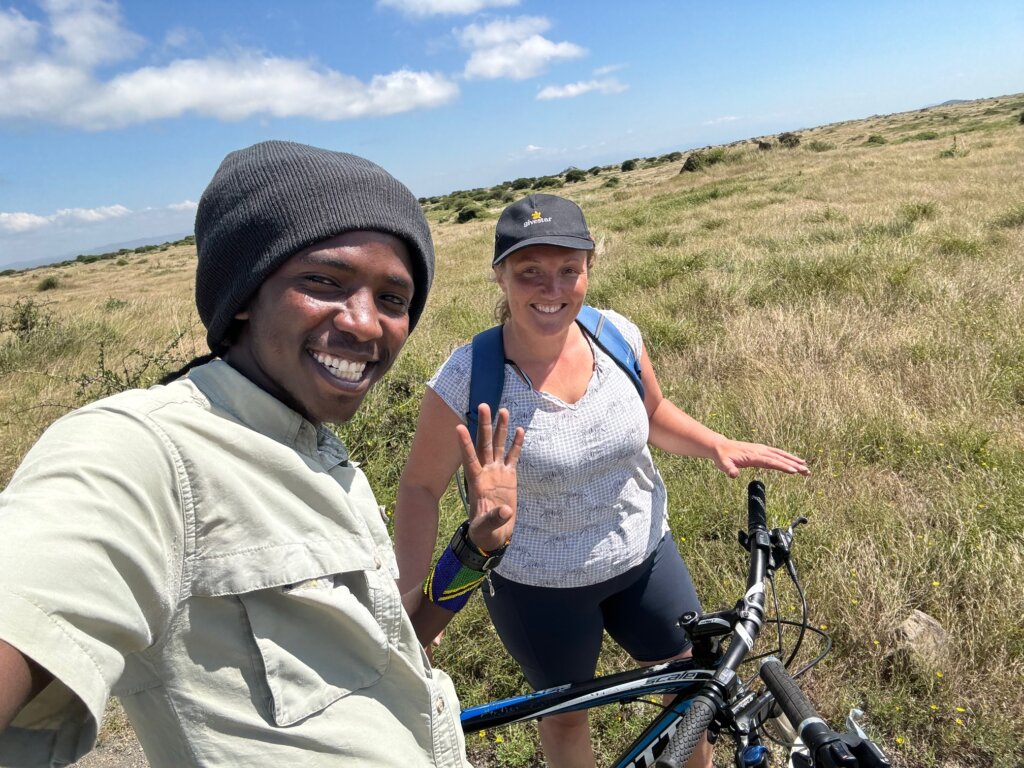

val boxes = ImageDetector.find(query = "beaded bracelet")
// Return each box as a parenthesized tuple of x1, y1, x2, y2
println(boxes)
(423, 521, 508, 612)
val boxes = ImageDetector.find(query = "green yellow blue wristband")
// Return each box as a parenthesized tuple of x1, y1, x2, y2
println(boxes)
(424, 521, 509, 612)
(423, 546, 485, 612)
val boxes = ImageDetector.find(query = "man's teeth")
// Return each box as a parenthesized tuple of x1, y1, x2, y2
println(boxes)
(312, 351, 367, 381)
(535, 304, 562, 314)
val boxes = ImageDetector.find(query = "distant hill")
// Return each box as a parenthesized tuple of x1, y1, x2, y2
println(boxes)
(4, 231, 193, 271)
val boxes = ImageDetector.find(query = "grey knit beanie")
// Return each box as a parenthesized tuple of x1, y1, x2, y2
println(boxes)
(195, 140, 434, 352)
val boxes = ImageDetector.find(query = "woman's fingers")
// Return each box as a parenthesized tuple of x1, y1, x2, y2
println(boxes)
(476, 403, 495, 466)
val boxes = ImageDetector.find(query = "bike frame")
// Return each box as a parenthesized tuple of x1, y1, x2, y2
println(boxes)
(461, 659, 716, 768)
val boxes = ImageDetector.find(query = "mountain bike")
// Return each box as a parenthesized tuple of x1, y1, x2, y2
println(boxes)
(460, 481, 892, 767)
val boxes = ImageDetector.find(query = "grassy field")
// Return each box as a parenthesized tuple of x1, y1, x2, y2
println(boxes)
(2, 94, 1023, 767)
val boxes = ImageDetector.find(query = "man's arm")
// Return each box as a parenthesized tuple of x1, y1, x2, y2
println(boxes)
(0, 640, 52, 731)
(404, 405, 523, 646)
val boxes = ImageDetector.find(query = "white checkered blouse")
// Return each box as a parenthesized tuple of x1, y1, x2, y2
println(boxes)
(428, 310, 669, 588)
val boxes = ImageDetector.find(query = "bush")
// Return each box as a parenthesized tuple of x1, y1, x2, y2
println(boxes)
(602, 177, 620, 188)
(806, 140, 835, 152)
(564, 169, 587, 183)
(1018, 111, 1024, 125)
(621, 159, 638, 172)
(456, 203, 484, 223)
(864, 134, 888, 145)
(907, 131, 940, 141)
(665, 151, 683, 162)
(680, 148, 727, 173)
(510, 177, 534, 190)
(587, 166, 603, 176)
(534, 176, 563, 189)
(36, 276, 61, 291)
(0, 297, 52, 337)
(778, 131, 801, 148)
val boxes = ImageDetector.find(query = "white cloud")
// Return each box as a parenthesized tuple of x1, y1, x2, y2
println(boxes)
(458, 16, 585, 80)
(44, 0, 143, 67)
(0, 0, 459, 129)
(537, 77, 627, 100)
(0, 202, 185, 233)
(378, 0, 518, 16)
(592, 64, 624, 76)
(525, 144, 543, 152)
(702, 116, 739, 125)
(0, 211, 49, 233)
(0, 7, 41, 63)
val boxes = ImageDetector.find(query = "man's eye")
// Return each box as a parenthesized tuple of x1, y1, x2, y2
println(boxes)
(381, 294, 410, 310)
(306, 275, 337, 286)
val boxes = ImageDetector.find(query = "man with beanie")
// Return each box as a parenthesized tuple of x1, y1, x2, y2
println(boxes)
(0, 141, 520, 767)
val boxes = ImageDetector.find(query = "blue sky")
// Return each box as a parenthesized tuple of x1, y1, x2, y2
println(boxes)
(1, 0, 1021, 268)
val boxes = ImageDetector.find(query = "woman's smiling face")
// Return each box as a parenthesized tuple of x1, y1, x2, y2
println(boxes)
(224, 231, 414, 424)
(495, 245, 589, 335)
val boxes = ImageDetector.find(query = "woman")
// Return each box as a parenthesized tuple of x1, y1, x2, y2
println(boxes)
(395, 194, 809, 768)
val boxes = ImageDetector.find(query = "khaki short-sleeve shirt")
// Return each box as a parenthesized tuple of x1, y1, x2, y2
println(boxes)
(0, 361, 469, 767)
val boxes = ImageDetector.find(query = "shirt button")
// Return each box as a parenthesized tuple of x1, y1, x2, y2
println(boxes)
(435, 697, 445, 714)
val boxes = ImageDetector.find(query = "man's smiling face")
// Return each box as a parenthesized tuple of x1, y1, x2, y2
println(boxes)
(224, 231, 414, 424)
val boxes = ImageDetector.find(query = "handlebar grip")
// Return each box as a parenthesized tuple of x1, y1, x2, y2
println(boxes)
(747, 480, 767, 532)
(653, 696, 715, 768)
(760, 658, 858, 767)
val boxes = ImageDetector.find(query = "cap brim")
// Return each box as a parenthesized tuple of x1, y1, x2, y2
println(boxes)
(493, 235, 595, 265)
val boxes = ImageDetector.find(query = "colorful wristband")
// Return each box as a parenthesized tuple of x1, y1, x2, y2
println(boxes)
(424, 545, 485, 613)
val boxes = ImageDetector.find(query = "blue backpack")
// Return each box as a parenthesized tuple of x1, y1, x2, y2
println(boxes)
(466, 305, 645, 441)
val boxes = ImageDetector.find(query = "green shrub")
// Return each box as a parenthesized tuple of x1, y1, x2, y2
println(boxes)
(898, 201, 937, 223)
(1018, 110, 1024, 125)
(564, 169, 587, 183)
(510, 177, 534, 190)
(680, 148, 727, 173)
(778, 131, 801, 148)
(587, 166, 602, 176)
(534, 176, 563, 189)
(36, 276, 60, 291)
(864, 134, 887, 145)
(907, 130, 940, 141)
(601, 177, 620, 188)
(993, 204, 1024, 229)
(621, 159, 638, 172)
(456, 203, 484, 223)
(0, 297, 52, 337)
(806, 140, 835, 152)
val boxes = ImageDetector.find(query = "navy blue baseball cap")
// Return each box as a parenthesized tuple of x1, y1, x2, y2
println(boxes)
(493, 193, 594, 266)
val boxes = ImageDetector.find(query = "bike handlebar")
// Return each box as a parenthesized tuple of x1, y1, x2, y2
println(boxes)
(760, 657, 892, 767)
(759, 657, 858, 767)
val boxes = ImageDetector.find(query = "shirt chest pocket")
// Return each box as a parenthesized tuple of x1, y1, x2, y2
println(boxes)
(237, 568, 400, 726)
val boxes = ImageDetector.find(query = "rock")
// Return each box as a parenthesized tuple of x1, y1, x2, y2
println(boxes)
(881, 609, 950, 685)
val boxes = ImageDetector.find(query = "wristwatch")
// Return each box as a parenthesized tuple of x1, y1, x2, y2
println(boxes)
(450, 520, 509, 572)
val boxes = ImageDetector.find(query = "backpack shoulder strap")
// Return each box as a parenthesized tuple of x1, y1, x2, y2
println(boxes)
(576, 305, 645, 400)
(467, 324, 506, 443)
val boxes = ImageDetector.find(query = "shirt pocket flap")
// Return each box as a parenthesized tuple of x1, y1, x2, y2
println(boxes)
(238, 572, 391, 727)
(190, 538, 381, 597)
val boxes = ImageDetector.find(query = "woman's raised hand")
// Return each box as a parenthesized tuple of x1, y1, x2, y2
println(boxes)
(455, 404, 525, 553)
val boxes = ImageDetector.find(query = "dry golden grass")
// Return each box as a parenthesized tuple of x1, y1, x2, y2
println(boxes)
(2, 94, 1023, 767)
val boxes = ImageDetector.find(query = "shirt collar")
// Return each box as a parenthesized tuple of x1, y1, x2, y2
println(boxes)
(185, 360, 349, 466)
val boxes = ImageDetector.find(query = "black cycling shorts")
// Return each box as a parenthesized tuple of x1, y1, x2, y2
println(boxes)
(482, 533, 702, 691)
